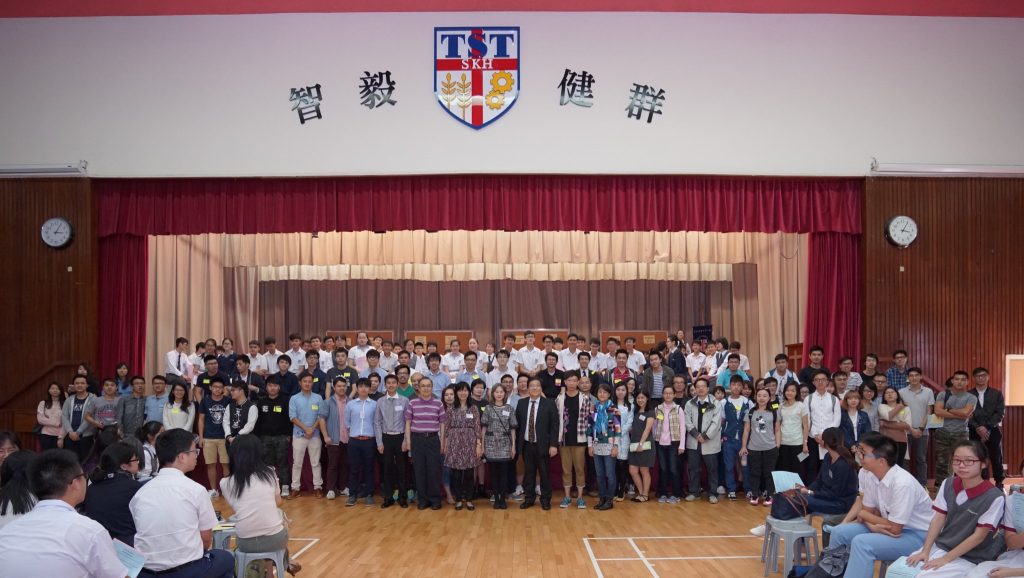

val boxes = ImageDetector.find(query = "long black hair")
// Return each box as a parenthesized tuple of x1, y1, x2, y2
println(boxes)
(224, 435, 277, 499)
(169, 383, 191, 413)
(822, 427, 858, 469)
(89, 441, 140, 484)
(84, 426, 120, 471)
(41, 381, 67, 411)
(451, 382, 472, 410)
(0, 451, 36, 516)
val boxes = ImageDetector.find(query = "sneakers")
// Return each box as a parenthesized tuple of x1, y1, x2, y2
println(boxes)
(326, 490, 337, 500)
(750, 524, 766, 537)
(535, 484, 541, 496)
(208, 489, 220, 499)
(684, 494, 697, 502)
(407, 489, 416, 501)
(514, 485, 524, 497)
(667, 496, 680, 504)
(749, 496, 760, 505)
(560, 497, 572, 509)
(657, 495, 669, 503)
(709, 495, 719, 504)
(281, 486, 291, 498)
(577, 497, 586, 509)
(728, 492, 737, 500)
(340, 487, 350, 496)
(717, 485, 726, 495)
(345, 496, 357, 507)
(364, 496, 374, 505)
(763, 496, 773, 507)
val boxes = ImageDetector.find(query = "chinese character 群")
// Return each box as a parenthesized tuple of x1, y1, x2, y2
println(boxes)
(289, 84, 323, 124)
(624, 83, 665, 123)
(557, 68, 595, 107)
(359, 71, 398, 109)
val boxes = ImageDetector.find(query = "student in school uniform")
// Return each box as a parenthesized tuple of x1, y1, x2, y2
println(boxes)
(839, 389, 871, 450)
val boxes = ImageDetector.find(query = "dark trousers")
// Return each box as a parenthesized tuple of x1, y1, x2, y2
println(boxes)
(38, 434, 60, 451)
(490, 460, 513, 496)
(380, 434, 409, 498)
(411, 433, 442, 507)
(451, 468, 475, 501)
(747, 448, 779, 496)
(65, 435, 94, 463)
(348, 438, 376, 497)
(324, 443, 348, 493)
(687, 449, 720, 496)
(522, 442, 552, 501)
(777, 444, 803, 474)
(804, 436, 822, 484)
(260, 435, 291, 487)
(615, 459, 630, 497)
(971, 427, 1004, 484)
(656, 442, 682, 497)
(139, 549, 234, 578)
(892, 441, 907, 469)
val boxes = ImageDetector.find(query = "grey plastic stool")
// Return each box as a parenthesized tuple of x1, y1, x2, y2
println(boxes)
(212, 526, 236, 551)
(234, 549, 287, 578)
(762, 516, 820, 576)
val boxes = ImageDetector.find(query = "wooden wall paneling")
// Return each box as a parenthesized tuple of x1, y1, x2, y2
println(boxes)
(0, 178, 97, 417)
(404, 330, 474, 353)
(599, 330, 670, 352)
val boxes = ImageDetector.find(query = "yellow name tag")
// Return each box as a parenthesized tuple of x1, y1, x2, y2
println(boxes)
(472, 374, 479, 380)
(172, 408, 181, 414)
(273, 406, 283, 413)
(656, 412, 665, 421)
(314, 377, 319, 382)
(555, 379, 562, 385)
(203, 379, 210, 384)
(311, 405, 319, 410)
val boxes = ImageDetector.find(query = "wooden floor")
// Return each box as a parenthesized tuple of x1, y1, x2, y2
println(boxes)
(214, 492, 783, 578)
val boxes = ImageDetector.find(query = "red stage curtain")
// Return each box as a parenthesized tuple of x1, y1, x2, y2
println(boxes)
(95, 176, 862, 236)
(98, 235, 148, 377)
(804, 232, 861, 371)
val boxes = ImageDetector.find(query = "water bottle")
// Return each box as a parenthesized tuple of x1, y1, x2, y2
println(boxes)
(740, 454, 748, 467)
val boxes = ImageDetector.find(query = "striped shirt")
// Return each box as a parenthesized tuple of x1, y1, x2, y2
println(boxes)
(404, 396, 445, 433)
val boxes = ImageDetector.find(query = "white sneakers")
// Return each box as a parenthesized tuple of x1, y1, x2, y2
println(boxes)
(750, 524, 766, 536)
(208, 489, 220, 499)
(326, 490, 337, 500)
(340, 487, 350, 496)
(281, 486, 290, 498)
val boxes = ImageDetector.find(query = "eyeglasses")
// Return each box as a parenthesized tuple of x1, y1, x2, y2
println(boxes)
(129, 458, 140, 463)
(952, 458, 981, 466)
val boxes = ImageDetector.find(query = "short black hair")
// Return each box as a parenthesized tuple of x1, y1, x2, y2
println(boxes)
(545, 352, 559, 362)
(365, 349, 380, 359)
(156, 428, 196, 467)
(860, 432, 897, 467)
(809, 345, 824, 355)
(774, 354, 788, 363)
(727, 353, 740, 362)
(298, 371, 314, 382)
(203, 354, 218, 363)
(563, 370, 580, 380)
(175, 337, 189, 347)
(236, 354, 251, 365)
(29, 449, 81, 500)
(972, 367, 989, 376)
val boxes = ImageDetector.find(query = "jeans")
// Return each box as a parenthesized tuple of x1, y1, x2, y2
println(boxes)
(829, 522, 927, 578)
(260, 435, 291, 487)
(656, 442, 682, 497)
(721, 437, 744, 492)
(908, 431, 929, 486)
(139, 550, 234, 578)
(593, 454, 617, 499)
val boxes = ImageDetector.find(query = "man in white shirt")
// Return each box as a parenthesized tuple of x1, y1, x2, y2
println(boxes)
(166, 336, 192, 386)
(285, 333, 307, 375)
(130, 428, 234, 577)
(261, 336, 284, 376)
(516, 331, 545, 378)
(728, 341, 751, 373)
(558, 333, 583, 371)
(245, 339, 269, 376)
(308, 336, 333, 373)
(804, 369, 840, 481)
(487, 349, 518, 388)
(0, 449, 127, 577)
(623, 337, 646, 372)
(685, 341, 706, 380)
(830, 433, 933, 578)
(706, 338, 730, 377)
(378, 341, 400, 373)
(501, 334, 520, 367)
(588, 338, 611, 374)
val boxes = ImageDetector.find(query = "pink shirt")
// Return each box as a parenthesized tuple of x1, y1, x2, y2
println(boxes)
(334, 395, 350, 444)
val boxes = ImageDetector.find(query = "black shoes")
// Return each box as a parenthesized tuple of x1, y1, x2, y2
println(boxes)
(596, 498, 614, 511)
(398, 498, 409, 508)
(381, 499, 395, 509)
(520, 498, 535, 509)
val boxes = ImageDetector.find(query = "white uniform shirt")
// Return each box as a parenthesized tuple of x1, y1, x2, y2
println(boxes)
(805, 391, 841, 438)
(130, 468, 219, 571)
(486, 366, 519, 388)
(349, 345, 373, 373)
(248, 352, 269, 375)
(685, 352, 706, 377)
(317, 350, 334, 373)
(378, 352, 399, 373)
(262, 350, 285, 372)
(285, 348, 307, 374)
(516, 346, 545, 375)
(441, 352, 465, 374)
(932, 478, 1004, 531)
(861, 465, 935, 532)
(626, 350, 646, 372)
(559, 348, 583, 371)
(165, 349, 190, 377)
(590, 351, 613, 373)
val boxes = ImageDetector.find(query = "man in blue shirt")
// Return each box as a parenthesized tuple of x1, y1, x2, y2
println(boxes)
(716, 354, 750, 388)
(884, 349, 910, 392)
(456, 351, 486, 386)
(144, 376, 170, 424)
(288, 372, 324, 499)
(344, 378, 378, 506)
(358, 350, 389, 393)
(422, 353, 450, 398)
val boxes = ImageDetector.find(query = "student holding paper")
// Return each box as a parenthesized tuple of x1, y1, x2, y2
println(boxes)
(906, 440, 1005, 577)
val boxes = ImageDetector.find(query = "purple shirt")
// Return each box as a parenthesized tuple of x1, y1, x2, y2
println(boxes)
(405, 397, 445, 433)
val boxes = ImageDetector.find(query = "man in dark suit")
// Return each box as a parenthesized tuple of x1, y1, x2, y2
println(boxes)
(516, 377, 559, 510)
(666, 336, 688, 377)
(968, 367, 1006, 489)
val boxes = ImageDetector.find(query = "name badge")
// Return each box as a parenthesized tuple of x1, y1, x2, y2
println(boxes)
(555, 379, 562, 385)
(172, 408, 181, 414)
(203, 379, 210, 384)
(639, 414, 647, 421)
(472, 374, 479, 380)
(273, 406, 283, 413)
(314, 377, 319, 382)
(701, 407, 707, 414)
(395, 406, 404, 412)
(502, 409, 510, 417)
(771, 403, 780, 410)
(656, 412, 664, 421)
(311, 405, 319, 410)
(466, 413, 473, 419)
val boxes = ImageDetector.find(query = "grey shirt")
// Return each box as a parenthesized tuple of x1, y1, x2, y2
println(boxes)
(747, 409, 778, 451)
(373, 394, 410, 446)
(936, 390, 975, 434)
(899, 386, 935, 429)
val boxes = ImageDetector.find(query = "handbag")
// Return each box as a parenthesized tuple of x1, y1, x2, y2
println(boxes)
(629, 441, 652, 452)
(805, 544, 850, 578)
(769, 488, 809, 520)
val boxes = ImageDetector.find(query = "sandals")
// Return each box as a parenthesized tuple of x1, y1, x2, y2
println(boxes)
(635, 495, 650, 503)
(465, 502, 475, 511)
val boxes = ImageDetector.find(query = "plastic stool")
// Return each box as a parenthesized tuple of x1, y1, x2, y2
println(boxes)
(234, 549, 287, 578)
(763, 516, 820, 576)
(212, 526, 236, 550)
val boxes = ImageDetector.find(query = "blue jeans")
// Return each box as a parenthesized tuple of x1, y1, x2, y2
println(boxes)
(829, 522, 927, 578)
(721, 437, 744, 492)
(656, 442, 682, 497)
(593, 454, 617, 499)
(139, 549, 234, 578)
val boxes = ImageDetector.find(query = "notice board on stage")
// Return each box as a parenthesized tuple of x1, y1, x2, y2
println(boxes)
(405, 330, 475, 352)
(500, 328, 570, 348)
(599, 330, 669, 352)
(325, 330, 396, 346)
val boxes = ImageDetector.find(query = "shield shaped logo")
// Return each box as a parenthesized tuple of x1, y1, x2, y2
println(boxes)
(434, 27, 520, 130)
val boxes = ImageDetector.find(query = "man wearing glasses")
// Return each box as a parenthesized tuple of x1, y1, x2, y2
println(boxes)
(0, 449, 127, 576)
(130, 429, 234, 578)
(829, 433, 933, 578)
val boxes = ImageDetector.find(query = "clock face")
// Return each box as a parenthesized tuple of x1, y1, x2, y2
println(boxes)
(885, 215, 918, 248)
(41, 217, 73, 248)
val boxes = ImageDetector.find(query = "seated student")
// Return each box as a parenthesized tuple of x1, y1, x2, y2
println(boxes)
(751, 427, 859, 536)
(0, 451, 36, 530)
(220, 435, 302, 576)
(131, 429, 234, 578)
(82, 441, 143, 546)
(136, 421, 163, 482)
(906, 440, 1005, 577)
(0, 449, 126, 577)
(839, 389, 871, 450)
(829, 433, 934, 578)
(966, 487, 1023, 578)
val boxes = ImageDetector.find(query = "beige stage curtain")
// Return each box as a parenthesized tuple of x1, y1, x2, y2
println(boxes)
(144, 231, 807, 379)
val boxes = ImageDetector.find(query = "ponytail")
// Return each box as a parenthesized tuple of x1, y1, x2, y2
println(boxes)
(822, 427, 858, 469)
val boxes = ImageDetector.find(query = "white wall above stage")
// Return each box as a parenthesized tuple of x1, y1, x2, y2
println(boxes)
(1, 12, 1022, 177)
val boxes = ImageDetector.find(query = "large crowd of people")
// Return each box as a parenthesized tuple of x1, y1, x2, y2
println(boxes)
(0, 330, 1020, 577)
